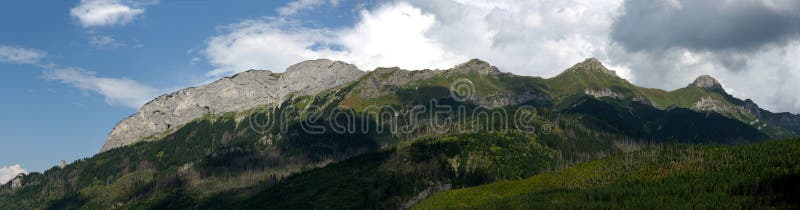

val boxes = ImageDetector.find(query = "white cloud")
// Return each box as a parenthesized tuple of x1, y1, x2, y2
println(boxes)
(202, 0, 800, 113)
(0, 45, 160, 109)
(0, 45, 46, 65)
(203, 18, 333, 76)
(0, 164, 27, 185)
(332, 2, 467, 70)
(278, 0, 341, 16)
(70, 0, 150, 27)
(89, 35, 126, 48)
(204, 0, 622, 75)
(44, 68, 161, 109)
(205, 2, 467, 76)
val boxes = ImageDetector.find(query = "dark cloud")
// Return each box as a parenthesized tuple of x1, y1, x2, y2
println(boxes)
(611, 0, 800, 53)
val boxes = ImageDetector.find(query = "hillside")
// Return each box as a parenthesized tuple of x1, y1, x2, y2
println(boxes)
(416, 139, 800, 209)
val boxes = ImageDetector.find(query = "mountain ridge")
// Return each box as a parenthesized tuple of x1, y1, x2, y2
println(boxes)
(101, 57, 800, 151)
(5, 58, 799, 209)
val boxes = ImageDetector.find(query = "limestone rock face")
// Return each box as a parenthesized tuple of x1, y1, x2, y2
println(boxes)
(10, 174, 23, 190)
(583, 88, 621, 99)
(101, 59, 365, 152)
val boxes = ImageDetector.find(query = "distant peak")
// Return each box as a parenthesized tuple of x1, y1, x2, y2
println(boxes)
(562, 57, 617, 76)
(583, 57, 601, 64)
(465, 58, 490, 66)
(284, 59, 361, 74)
(287, 59, 338, 71)
(691, 75, 724, 91)
(452, 58, 501, 75)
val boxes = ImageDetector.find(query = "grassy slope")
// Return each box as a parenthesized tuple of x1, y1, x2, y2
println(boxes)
(416, 139, 800, 209)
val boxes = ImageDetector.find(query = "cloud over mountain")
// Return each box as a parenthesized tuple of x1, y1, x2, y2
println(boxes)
(199, 0, 800, 113)
(608, 0, 800, 113)
(203, 0, 626, 77)
(0, 164, 27, 185)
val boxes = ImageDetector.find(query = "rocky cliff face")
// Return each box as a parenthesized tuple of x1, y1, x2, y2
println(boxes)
(584, 88, 621, 99)
(101, 59, 365, 152)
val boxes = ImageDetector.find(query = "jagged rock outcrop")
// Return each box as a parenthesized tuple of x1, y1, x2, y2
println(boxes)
(10, 174, 23, 190)
(101, 59, 365, 152)
(584, 88, 621, 99)
(691, 96, 745, 114)
(474, 91, 551, 107)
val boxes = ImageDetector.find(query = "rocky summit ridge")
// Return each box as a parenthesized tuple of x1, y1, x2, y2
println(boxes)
(101, 59, 365, 152)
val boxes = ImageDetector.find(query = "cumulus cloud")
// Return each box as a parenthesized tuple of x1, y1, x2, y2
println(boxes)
(204, 2, 468, 76)
(278, 0, 341, 16)
(0, 45, 46, 65)
(43, 68, 162, 109)
(70, 0, 155, 27)
(201, 0, 800, 113)
(203, 18, 332, 76)
(0, 164, 27, 185)
(406, 0, 626, 76)
(204, 0, 624, 77)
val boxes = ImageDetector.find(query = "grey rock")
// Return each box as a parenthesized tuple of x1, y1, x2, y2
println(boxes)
(101, 59, 365, 152)
(10, 174, 23, 190)
(474, 90, 551, 107)
(691, 96, 738, 113)
(584, 88, 621, 99)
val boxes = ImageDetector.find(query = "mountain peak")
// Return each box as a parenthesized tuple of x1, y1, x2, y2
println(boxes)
(562, 57, 617, 76)
(691, 75, 724, 91)
(280, 59, 365, 95)
(285, 59, 359, 74)
(452, 58, 501, 75)
(101, 59, 365, 152)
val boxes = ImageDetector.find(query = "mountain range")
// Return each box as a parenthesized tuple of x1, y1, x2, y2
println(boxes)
(2, 58, 799, 209)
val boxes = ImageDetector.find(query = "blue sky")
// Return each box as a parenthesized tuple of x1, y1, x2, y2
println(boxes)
(1, 0, 799, 177)
(0, 0, 370, 173)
